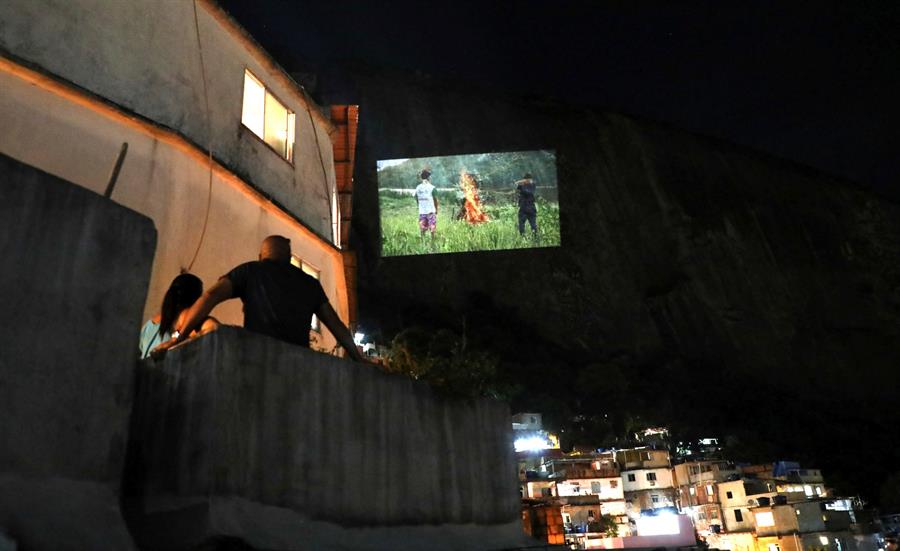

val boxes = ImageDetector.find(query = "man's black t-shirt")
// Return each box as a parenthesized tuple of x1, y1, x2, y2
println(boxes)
(517, 181, 536, 211)
(225, 260, 327, 347)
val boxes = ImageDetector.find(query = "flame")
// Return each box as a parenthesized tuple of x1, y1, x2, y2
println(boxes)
(459, 171, 489, 224)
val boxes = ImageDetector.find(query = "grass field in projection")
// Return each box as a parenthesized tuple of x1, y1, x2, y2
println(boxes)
(379, 190, 561, 256)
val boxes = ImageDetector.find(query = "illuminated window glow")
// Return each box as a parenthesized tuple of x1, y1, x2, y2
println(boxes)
(242, 69, 295, 161)
(755, 511, 775, 527)
(635, 512, 680, 536)
(291, 256, 321, 330)
(514, 436, 552, 452)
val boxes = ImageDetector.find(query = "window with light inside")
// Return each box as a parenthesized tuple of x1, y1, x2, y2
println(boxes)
(291, 256, 321, 331)
(241, 69, 296, 161)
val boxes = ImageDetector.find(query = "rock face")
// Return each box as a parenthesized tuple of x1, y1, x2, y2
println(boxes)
(124, 327, 524, 551)
(0, 153, 156, 550)
(321, 70, 900, 498)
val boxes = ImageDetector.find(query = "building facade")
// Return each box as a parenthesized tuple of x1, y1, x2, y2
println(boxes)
(0, 0, 357, 351)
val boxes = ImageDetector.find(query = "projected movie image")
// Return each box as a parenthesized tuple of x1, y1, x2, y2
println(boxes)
(377, 150, 560, 256)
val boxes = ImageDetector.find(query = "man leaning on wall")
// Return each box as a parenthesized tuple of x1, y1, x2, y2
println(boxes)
(152, 235, 365, 362)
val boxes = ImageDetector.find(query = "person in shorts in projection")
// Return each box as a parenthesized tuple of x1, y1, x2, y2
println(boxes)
(414, 169, 439, 241)
(515, 172, 538, 238)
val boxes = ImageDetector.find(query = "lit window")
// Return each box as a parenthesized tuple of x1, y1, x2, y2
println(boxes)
(242, 69, 296, 161)
(690, 487, 696, 495)
(755, 511, 775, 527)
(291, 256, 321, 330)
(815, 486, 823, 496)
(804, 484, 814, 497)
(706, 485, 714, 496)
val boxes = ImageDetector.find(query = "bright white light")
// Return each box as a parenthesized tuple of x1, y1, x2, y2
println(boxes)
(635, 512, 680, 536)
(241, 71, 265, 138)
(755, 511, 775, 527)
(353, 332, 365, 345)
(820, 536, 829, 546)
(515, 436, 550, 452)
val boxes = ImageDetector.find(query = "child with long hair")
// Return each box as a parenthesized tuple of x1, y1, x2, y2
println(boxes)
(138, 273, 219, 358)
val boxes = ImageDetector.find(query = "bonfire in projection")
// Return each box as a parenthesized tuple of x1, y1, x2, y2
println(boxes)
(457, 171, 489, 224)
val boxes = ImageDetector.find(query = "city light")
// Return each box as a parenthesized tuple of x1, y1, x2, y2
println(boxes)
(755, 511, 775, 527)
(514, 436, 552, 452)
(635, 512, 680, 536)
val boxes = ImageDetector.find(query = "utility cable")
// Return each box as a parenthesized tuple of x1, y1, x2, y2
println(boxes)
(186, 0, 214, 272)
(305, 102, 335, 244)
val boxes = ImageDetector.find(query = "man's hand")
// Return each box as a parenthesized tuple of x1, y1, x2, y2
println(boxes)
(149, 335, 183, 360)
(316, 301, 368, 363)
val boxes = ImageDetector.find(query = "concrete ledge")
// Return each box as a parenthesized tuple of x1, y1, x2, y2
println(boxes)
(125, 327, 526, 550)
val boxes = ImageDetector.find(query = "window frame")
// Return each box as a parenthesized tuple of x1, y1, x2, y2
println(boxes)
(290, 255, 322, 332)
(241, 68, 296, 164)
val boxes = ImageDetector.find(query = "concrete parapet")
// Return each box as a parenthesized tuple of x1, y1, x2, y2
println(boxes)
(125, 327, 526, 550)
(0, 153, 156, 550)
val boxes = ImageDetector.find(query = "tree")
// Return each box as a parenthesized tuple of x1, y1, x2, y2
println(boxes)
(385, 327, 505, 399)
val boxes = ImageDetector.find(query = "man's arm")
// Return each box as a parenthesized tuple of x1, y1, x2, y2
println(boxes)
(315, 301, 365, 362)
(433, 194, 439, 214)
(150, 277, 233, 358)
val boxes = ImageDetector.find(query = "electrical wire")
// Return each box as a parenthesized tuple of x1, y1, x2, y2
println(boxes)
(305, 102, 334, 243)
(186, 0, 214, 272)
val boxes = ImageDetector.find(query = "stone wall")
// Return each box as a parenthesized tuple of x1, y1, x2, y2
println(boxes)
(125, 327, 525, 551)
(0, 153, 156, 550)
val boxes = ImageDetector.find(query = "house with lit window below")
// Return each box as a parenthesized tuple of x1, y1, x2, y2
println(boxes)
(540, 453, 630, 537)
(615, 448, 676, 515)
(0, 0, 360, 352)
(751, 498, 882, 551)
(740, 463, 830, 502)
(673, 459, 741, 533)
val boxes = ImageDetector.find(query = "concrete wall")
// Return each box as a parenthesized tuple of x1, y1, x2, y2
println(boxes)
(0, 0, 337, 240)
(0, 58, 349, 352)
(0, 154, 156, 550)
(125, 327, 526, 551)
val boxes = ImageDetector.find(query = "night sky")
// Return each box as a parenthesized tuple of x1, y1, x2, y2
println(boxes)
(220, 0, 899, 201)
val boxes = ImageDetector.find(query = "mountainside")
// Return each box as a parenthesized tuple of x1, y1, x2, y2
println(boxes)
(320, 68, 900, 503)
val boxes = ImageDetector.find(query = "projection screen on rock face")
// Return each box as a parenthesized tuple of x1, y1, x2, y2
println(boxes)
(377, 150, 560, 257)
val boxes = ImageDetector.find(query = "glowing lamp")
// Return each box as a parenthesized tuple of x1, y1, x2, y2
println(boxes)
(514, 436, 551, 452)
(635, 512, 680, 536)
